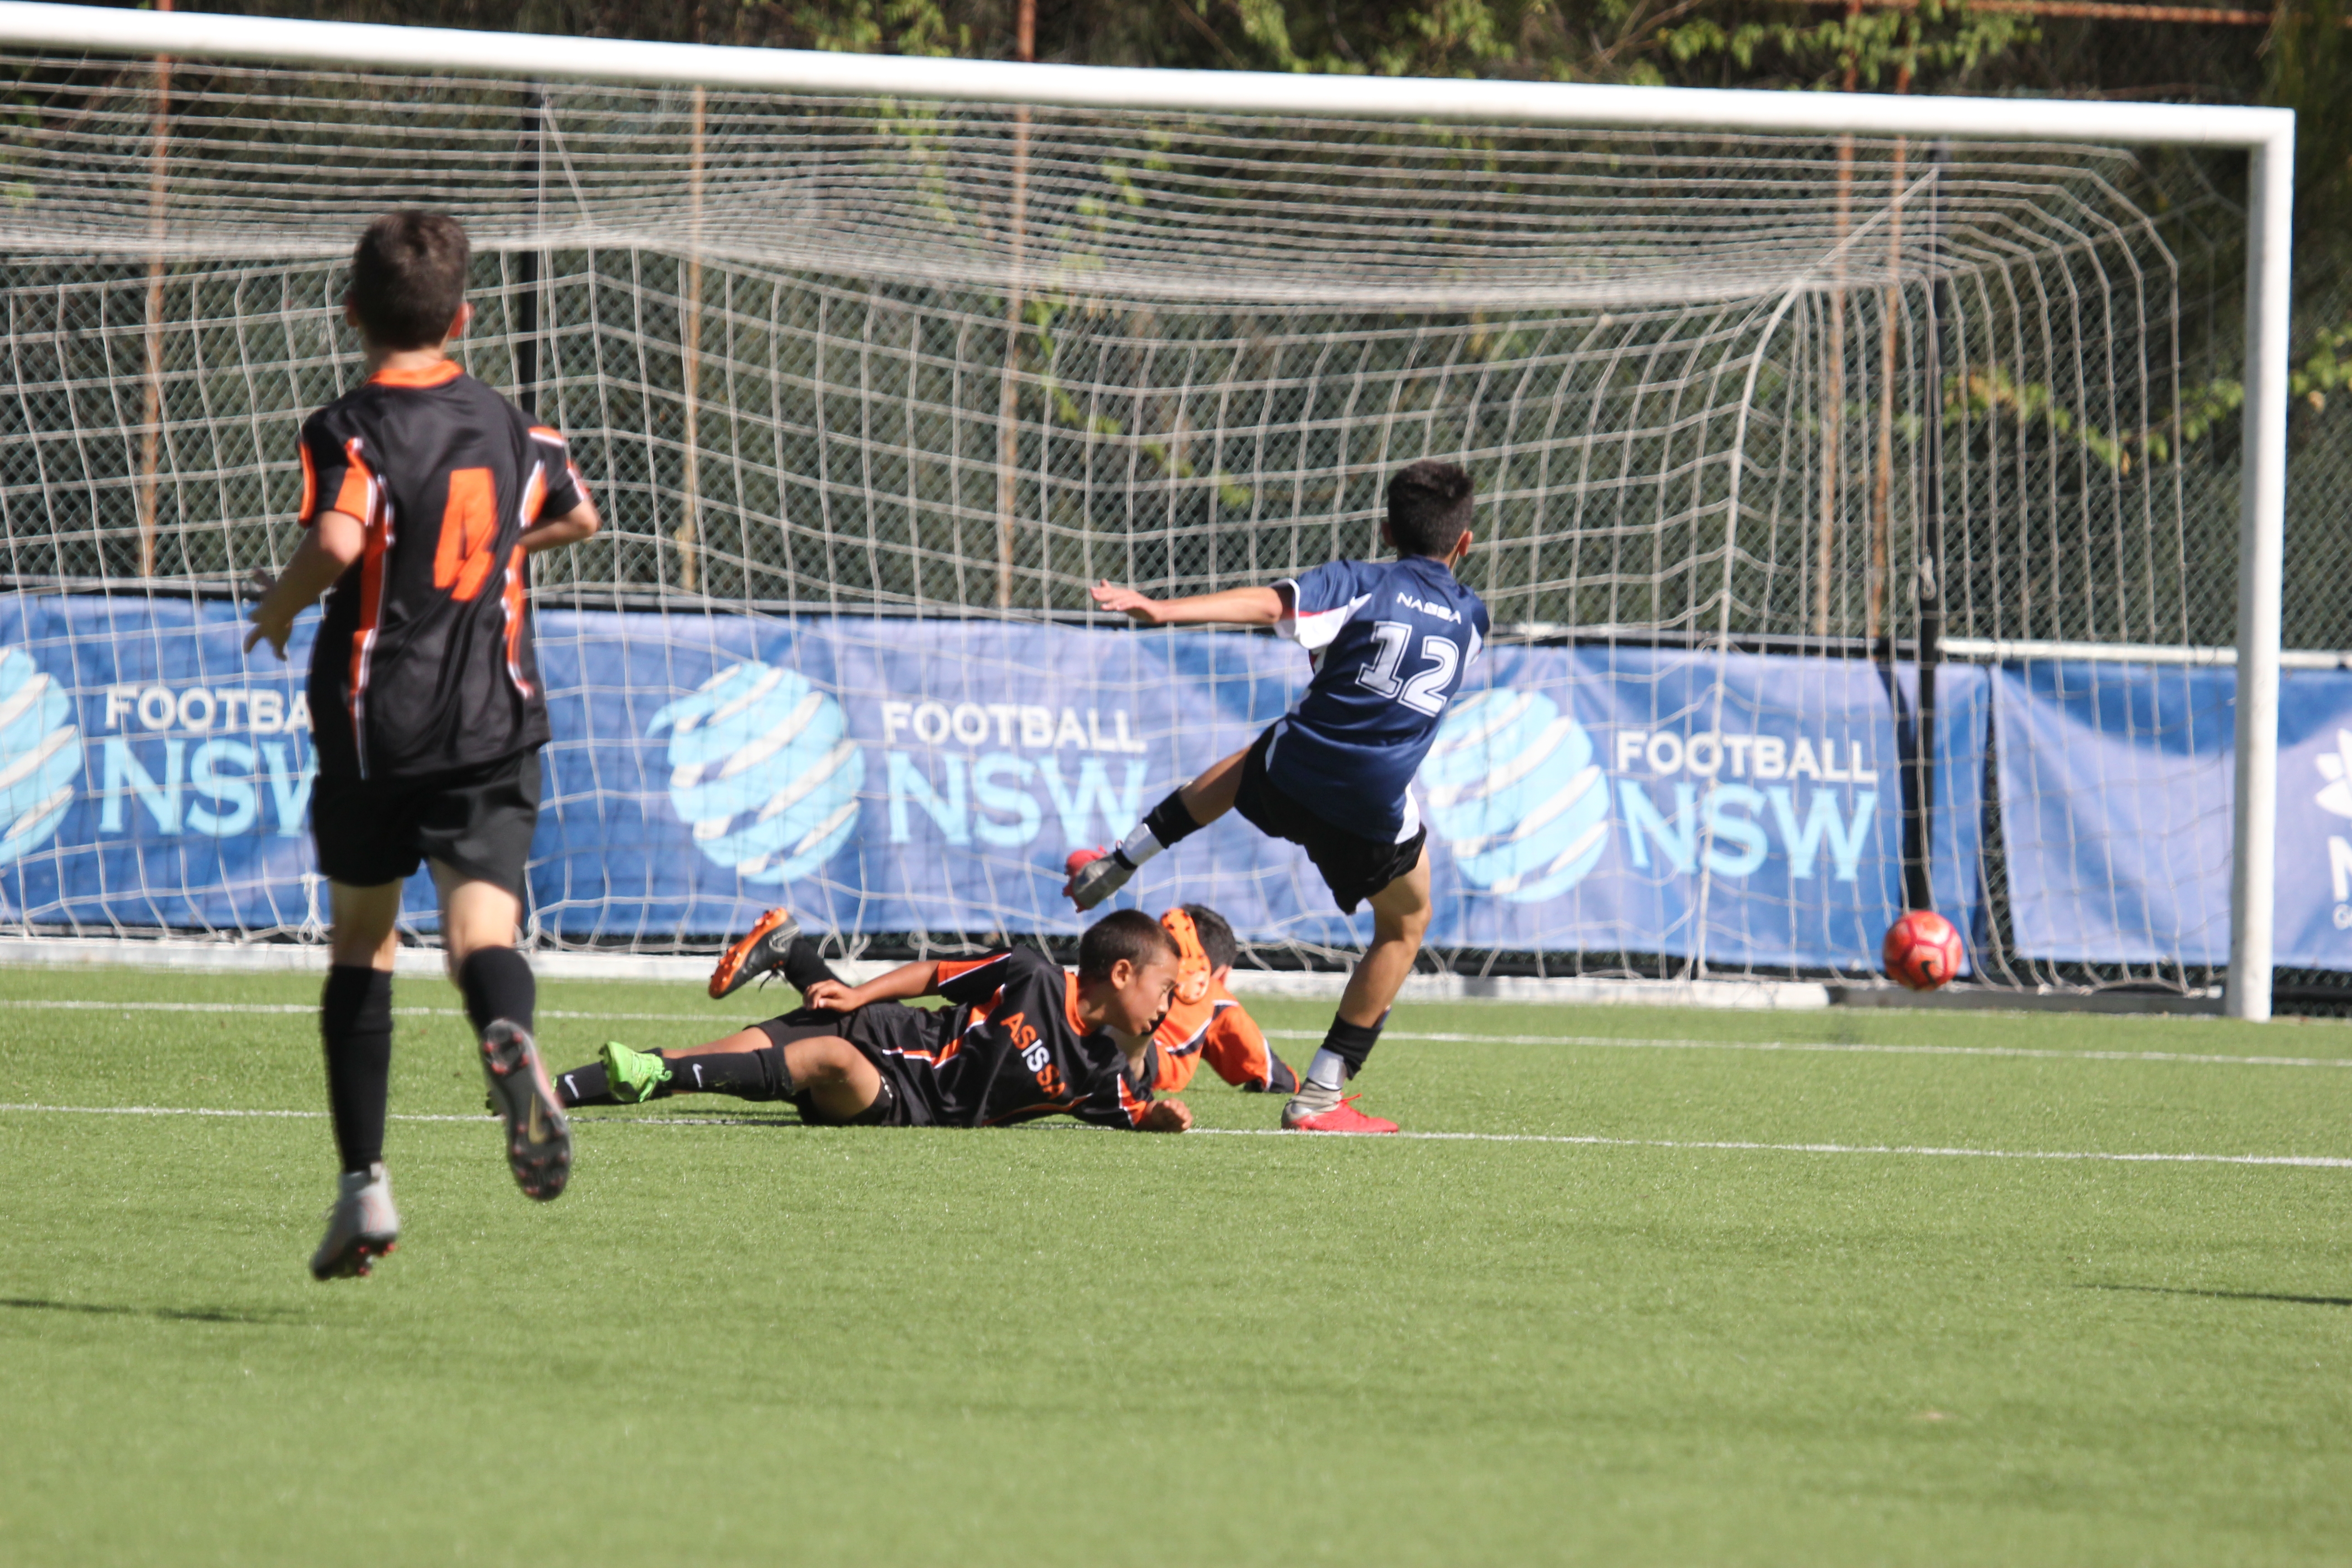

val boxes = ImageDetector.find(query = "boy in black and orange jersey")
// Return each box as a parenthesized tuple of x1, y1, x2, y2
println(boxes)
(1150, 906, 1298, 1098)
(245, 210, 601, 1280)
(551, 911, 1191, 1133)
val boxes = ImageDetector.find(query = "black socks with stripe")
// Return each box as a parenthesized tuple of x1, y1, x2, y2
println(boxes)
(321, 965, 393, 1175)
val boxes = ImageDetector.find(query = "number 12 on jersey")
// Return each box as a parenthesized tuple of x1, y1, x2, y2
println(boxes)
(1355, 620, 1460, 715)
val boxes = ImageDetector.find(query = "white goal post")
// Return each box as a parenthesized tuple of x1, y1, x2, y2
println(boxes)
(0, 0, 2295, 1016)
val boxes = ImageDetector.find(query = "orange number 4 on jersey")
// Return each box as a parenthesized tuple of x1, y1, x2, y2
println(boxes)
(433, 466, 499, 601)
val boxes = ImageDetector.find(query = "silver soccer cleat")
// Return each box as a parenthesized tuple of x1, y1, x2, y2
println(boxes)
(310, 1162, 400, 1280)
(479, 1019, 573, 1202)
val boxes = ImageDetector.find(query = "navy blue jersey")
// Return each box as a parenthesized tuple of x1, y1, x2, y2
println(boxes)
(1266, 555, 1490, 841)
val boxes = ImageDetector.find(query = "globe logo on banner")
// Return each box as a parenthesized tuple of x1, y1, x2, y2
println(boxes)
(2315, 730, 2352, 819)
(1424, 690, 1608, 901)
(649, 662, 865, 884)
(0, 645, 80, 865)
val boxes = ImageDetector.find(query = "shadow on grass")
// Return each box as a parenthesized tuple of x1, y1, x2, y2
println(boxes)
(2080, 1283, 2352, 1309)
(0, 1296, 299, 1325)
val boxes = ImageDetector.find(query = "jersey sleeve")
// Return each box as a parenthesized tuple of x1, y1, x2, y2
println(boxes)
(933, 951, 1015, 1006)
(1274, 560, 1382, 651)
(1197, 997, 1297, 1094)
(525, 422, 586, 520)
(1072, 1063, 1156, 1129)
(296, 410, 372, 528)
(1151, 994, 1211, 1092)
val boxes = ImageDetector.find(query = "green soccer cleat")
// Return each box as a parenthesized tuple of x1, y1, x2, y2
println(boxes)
(600, 1039, 675, 1105)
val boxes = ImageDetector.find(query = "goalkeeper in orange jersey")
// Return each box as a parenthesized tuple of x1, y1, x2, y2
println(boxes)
(1150, 905, 1299, 1098)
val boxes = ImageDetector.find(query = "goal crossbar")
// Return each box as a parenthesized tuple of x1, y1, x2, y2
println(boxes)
(0, 0, 2295, 147)
(0, 0, 2298, 1019)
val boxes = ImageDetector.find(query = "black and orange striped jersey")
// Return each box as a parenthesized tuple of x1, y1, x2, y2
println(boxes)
(298, 363, 585, 780)
(865, 946, 1157, 1129)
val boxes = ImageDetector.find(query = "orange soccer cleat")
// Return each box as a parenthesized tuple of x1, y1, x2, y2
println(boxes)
(709, 907, 803, 1000)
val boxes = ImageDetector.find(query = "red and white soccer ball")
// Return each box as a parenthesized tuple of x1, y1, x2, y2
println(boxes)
(1882, 909, 1964, 992)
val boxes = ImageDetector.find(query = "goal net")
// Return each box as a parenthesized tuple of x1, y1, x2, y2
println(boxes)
(0, 20, 2298, 1004)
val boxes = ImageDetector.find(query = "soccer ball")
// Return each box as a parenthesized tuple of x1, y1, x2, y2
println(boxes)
(1882, 909, 1964, 991)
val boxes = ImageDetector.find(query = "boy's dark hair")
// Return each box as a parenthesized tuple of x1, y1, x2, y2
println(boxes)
(349, 211, 470, 351)
(1387, 459, 1475, 558)
(1179, 903, 1240, 972)
(1078, 909, 1179, 979)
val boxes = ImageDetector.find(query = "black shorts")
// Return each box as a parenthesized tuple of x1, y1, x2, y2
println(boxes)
(1231, 724, 1427, 914)
(754, 1002, 950, 1127)
(311, 750, 540, 899)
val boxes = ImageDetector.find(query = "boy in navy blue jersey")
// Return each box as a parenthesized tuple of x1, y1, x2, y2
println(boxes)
(1070, 460, 1488, 1133)
(245, 211, 601, 1279)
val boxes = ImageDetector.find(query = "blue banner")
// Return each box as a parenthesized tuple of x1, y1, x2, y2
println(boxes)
(534, 615, 1989, 968)
(0, 594, 326, 933)
(1994, 660, 2352, 970)
(1, 593, 1999, 970)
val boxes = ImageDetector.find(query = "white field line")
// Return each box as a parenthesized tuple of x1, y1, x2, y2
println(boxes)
(0, 999, 740, 1024)
(10, 996, 2352, 1071)
(1264, 1028, 2352, 1070)
(0, 1100, 2346, 1169)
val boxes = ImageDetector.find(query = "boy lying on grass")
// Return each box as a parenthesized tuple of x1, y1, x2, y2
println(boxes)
(553, 908, 1191, 1132)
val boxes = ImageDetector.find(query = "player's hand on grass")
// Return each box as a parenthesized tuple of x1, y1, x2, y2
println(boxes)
(1137, 1099, 1191, 1133)
(244, 569, 294, 659)
(1091, 581, 1167, 625)
(804, 978, 865, 1013)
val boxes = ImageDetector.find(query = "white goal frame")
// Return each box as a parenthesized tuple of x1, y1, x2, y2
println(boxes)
(0, 0, 2296, 1019)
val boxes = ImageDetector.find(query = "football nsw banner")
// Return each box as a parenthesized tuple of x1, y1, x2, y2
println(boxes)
(0, 592, 2001, 970)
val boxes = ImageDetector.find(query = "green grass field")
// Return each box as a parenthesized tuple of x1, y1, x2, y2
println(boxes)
(5, 965, 2352, 1565)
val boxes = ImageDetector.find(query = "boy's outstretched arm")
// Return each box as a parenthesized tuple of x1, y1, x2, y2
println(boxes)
(244, 509, 364, 659)
(804, 959, 939, 1014)
(1092, 581, 1285, 627)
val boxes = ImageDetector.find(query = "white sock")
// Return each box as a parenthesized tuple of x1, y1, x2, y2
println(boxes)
(1306, 1049, 1349, 1091)
(1114, 824, 1163, 868)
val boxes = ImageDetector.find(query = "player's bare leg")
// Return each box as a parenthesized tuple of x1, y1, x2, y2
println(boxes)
(432, 860, 570, 1200)
(313, 879, 404, 1278)
(1338, 846, 1433, 1030)
(1284, 846, 1430, 1134)
(1067, 743, 1249, 909)
(777, 1035, 886, 1120)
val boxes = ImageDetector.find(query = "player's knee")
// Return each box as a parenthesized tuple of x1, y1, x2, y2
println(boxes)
(330, 926, 399, 970)
(784, 1034, 859, 1085)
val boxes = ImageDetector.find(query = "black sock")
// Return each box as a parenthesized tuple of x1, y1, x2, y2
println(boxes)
(663, 1045, 794, 1101)
(553, 1060, 614, 1108)
(1258, 1054, 1301, 1096)
(457, 946, 535, 1038)
(321, 965, 393, 1174)
(1319, 1012, 1386, 1075)
(784, 936, 842, 993)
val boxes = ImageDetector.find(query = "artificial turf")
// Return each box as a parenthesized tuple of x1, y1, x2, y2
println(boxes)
(3, 964, 2351, 1565)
